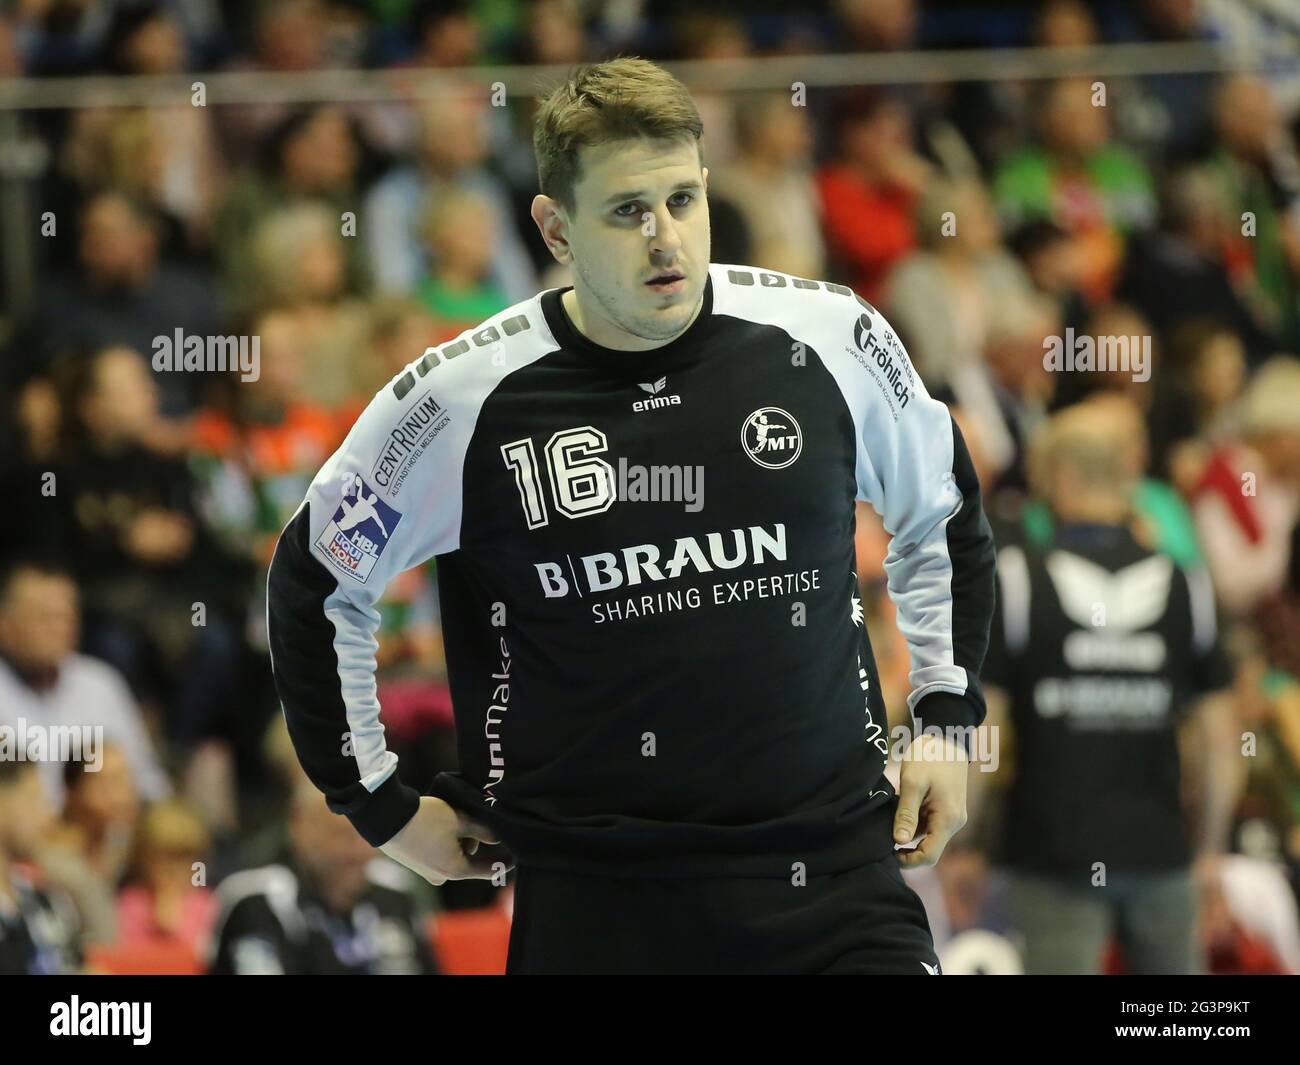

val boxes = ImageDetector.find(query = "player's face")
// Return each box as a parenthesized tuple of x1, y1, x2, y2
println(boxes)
(558, 136, 710, 345)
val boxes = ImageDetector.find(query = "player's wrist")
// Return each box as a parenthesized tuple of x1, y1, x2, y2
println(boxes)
(350, 773, 423, 848)
(912, 692, 978, 755)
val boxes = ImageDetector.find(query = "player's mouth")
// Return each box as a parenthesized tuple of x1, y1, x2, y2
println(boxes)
(645, 270, 685, 295)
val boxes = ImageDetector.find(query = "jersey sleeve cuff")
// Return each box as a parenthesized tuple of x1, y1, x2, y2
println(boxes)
(345, 773, 422, 847)
(912, 691, 979, 751)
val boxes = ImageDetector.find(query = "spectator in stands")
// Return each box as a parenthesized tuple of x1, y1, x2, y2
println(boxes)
(0, 559, 170, 813)
(0, 12, 22, 77)
(816, 88, 930, 304)
(510, 0, 587, 67)
(56, 109, 192, 263)
(885, 175, 1042, 486)
(0, 367, 71, 558)
(37, 746, 144, 947)
(975, 289, 1060, 494)
(117, 798, 217, 958)
(191, 308, 347, 588)
(1202, 851, 1300, 974)
(994, 78, 1156, 302)
(1006, 218, 1088, 333)
(99, 4, 224, 250)
(983, 403, 1240, 974)
(216, 0, 332, 164)
(364, 89, 538, 301)
(1190, 357, 1300, 630)
(1229, 635, 1300, 877)
(711, 90, 825, 280)
(61, 345, 246, 750)
(1113, 0, 1220, 163)
(1160, 320, 1249, 498)
(0, 760, 83, 974)
(1118, 167, 1279, 364)
(414, 185, 511, 330)
(217, 104, 369, 317)
(830, 0, 916, 53)
(208, 777, 439, 974)
(356, 296, 442, 399)
(1192, 76, 1300, 351)
(1180, 324, 1249, 439)
(1033, 0, 1097, 50)
(402, 0, 481, 69)
(248, 202, 371, 410)
(669, 14, 752, 171)
(34, 191, 221, 417)
(885, 175, 1032, 391)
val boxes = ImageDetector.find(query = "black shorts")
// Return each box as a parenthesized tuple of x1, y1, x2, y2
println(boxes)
(505, 853, 940, 974)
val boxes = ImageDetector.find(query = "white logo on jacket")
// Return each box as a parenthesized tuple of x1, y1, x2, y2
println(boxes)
(742, 407, 801, 468)
(633, 376, 682, 412)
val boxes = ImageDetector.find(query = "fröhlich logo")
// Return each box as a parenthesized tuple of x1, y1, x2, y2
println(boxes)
(852, 313, 914, 414)
(316, 473, 402, 583)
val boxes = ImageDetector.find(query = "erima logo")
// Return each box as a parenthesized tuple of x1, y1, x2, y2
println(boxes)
(536, 524, 787, 597)
(633, 376, 682, 412)
(742, 408, 801, 469)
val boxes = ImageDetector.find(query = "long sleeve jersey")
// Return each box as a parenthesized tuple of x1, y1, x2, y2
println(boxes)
(266, 262, 996, 879)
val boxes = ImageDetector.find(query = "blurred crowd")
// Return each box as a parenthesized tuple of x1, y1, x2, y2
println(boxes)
(2, 0, 1300, 974)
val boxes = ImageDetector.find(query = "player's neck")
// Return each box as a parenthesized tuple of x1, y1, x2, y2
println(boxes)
(562, 287, 703, 353)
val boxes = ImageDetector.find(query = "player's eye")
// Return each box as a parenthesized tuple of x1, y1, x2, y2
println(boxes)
(612, 194, 695, 219)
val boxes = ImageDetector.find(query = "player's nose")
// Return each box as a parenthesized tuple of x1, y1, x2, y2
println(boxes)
(648, 210, 683, 254)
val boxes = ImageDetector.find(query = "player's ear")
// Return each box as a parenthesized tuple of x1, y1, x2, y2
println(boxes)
(531, 194, 571, 264)
(702, 166, 708, 194)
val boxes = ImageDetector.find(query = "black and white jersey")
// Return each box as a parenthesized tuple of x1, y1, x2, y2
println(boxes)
(983, 523, 1234, 877)
(0, 867, 82, 975)
(207, 860, 438, 975)
(267, 263, 996, 878)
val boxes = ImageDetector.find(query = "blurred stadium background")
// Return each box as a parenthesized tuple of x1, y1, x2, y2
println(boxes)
(1, 0, 1299, 975)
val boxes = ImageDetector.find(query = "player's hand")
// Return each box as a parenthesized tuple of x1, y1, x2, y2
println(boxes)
(892, 733, 969, 868)
(380, 796, 506, 885)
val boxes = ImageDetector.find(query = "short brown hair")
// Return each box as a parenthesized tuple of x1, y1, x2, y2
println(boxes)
(533, 56, 704, 214)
